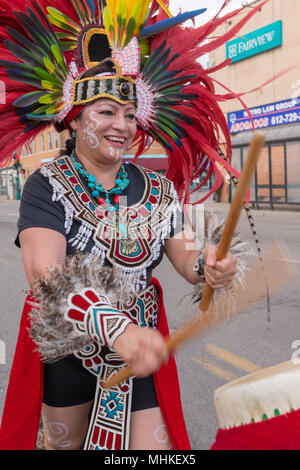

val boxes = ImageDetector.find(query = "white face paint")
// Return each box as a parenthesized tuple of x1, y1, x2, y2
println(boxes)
(45, 421, 72, 449)
(110, 146, 124, 161)
(83, 110, 101, 149)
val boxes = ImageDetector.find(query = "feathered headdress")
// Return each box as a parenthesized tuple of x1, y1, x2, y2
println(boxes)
(0, 0, 268, 202)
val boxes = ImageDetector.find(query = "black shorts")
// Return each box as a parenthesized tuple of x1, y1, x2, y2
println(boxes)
(43, 355, 159, 412)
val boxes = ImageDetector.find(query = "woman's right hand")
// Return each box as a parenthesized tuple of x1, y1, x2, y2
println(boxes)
(113, 324, 169, 378)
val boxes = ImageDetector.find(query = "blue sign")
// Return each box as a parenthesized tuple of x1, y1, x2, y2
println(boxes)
(228, 97, 300, 134)
(226, 20, 282, 63)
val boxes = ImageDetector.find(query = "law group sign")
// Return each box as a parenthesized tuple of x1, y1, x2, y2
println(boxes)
(228, 97, 300, 134)
(226, 20, 282, 63)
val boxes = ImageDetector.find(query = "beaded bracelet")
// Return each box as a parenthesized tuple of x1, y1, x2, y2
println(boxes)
(193, 253, 205, 280)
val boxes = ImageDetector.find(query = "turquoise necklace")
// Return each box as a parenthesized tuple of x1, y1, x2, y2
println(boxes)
(71, 152, 130, 213)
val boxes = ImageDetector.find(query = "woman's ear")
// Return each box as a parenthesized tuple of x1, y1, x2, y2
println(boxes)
(69, 119, 78, 131)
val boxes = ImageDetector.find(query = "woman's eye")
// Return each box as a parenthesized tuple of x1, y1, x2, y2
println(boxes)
(99, 110, 113, 116)
(127, 114, 136, 121)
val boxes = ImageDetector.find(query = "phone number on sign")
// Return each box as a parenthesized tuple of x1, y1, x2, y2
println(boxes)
(230, 112, 300, 133)
(271, 112, 300, 125)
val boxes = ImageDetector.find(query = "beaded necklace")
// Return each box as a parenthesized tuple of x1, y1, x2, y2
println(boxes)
(71, 153, 130, 213)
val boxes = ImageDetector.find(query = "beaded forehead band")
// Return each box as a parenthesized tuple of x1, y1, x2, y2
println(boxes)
(72, 60, 137, 108)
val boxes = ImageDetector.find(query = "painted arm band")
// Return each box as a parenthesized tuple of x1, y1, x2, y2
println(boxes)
(66, 288, 133, 349)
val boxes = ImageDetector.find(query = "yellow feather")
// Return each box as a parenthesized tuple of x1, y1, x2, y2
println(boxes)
(154, 0, 173, 18)
(105, 0, 153, 48)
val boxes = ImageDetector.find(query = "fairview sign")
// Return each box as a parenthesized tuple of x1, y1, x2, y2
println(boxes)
(226, 20, 282, 63)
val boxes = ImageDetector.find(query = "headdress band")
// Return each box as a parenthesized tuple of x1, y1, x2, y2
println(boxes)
(72, 75, 137, 107)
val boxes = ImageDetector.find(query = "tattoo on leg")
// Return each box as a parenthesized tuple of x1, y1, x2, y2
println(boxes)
(46, 421, 72, 449)
(154, 424, 171, 445)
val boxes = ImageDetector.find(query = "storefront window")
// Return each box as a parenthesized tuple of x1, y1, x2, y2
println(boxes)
(255, 146, 270, 203)
(241, 146, 257, 203)
(286, 141, 300, 203)
(270, 144, 285, 203)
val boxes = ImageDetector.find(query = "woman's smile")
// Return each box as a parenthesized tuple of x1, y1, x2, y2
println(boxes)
(104, 135, 127, 147)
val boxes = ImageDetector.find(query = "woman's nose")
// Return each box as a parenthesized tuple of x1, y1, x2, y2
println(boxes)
(112, 113, 128, 131)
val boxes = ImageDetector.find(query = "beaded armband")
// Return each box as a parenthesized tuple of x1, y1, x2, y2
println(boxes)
(193, 253, 205, 281)
(66, 288, 133, 349)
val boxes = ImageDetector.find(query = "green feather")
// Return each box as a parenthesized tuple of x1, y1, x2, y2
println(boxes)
(41, 80, 61, 92)
(139, 38, 150, 57)
(45, 102, 63, 115)
(155, 120, 180, 141)
(159, 108, 193, 126)
(60, 41, 77, 52)
(34, 67, 63, 86)
(30, 104, 50, 115)
(43, 57, 65, 82)
(47, 7, 80, 35)
(14, 91, 47, 108)
(56, 32, 77, 40)
(124, 17, 137, 46)
(51, 44, 68, 76)
(156, 116, 185, 139)
(71, 0, 86, 25)
(38, 92, 62, 104)
(4, 39, 44, 68)
(150, 129, 174, 151)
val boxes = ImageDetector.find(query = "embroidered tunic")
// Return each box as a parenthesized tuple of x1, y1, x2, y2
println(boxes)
(17, 157, 182, 290)
(14, 156, 186, 450)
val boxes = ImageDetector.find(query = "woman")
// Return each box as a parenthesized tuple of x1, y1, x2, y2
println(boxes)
(16, 94, 237, 451)
(0, 0, 260, 451)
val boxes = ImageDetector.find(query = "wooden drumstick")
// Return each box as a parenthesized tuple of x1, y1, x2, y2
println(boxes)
(103, 133, 265, 390)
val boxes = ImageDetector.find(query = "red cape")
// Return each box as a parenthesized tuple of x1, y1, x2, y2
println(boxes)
(0, 278, 191, 450)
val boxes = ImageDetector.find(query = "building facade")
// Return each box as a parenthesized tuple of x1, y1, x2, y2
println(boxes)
(210, 0, 300, 207)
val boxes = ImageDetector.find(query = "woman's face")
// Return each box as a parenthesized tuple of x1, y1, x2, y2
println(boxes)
(71, 99, 137, 164)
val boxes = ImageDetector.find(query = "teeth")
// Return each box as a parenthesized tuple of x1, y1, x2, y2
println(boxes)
(106, 136, 125, 143)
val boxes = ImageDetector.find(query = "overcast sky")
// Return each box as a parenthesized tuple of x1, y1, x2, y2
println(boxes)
(169, 0, 255, 25)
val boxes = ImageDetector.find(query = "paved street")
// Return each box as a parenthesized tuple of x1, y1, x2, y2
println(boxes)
(0, 199, 299, 449)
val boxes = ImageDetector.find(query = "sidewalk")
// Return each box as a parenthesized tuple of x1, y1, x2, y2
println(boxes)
(203, 200, 300, 217)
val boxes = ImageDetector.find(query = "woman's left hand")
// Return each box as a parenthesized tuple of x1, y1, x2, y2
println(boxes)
(204, 245, 238, 289)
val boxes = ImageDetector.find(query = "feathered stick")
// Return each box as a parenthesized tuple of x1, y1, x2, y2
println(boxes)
(103, 133, 266, 389)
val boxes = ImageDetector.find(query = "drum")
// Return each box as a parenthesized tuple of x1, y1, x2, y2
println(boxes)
(211, 360, 300, 450)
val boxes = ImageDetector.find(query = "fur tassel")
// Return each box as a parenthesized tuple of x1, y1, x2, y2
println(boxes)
(192, 212, 252, 318)
(29, 252, 133, 362)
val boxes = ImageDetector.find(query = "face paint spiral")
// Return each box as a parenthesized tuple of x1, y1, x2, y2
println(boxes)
(83, 111, 101, 149)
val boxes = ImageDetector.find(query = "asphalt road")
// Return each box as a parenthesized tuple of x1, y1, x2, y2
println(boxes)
(0, 199, 299, 449)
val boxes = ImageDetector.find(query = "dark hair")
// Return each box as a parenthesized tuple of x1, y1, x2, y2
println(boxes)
(58, 136, 75, 157)
(79, 58, 116, 79)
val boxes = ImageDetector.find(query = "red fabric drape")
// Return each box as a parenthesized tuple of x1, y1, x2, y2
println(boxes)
(152, 277, 191, 450)
(0, 279, 191, 450)
(0, 295, 43, 450)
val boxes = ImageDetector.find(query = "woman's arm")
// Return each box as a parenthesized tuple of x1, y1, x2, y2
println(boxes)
(21, 227, 168, 378)
(164, 229, 238, 289)
(19, 227, 67, 287)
